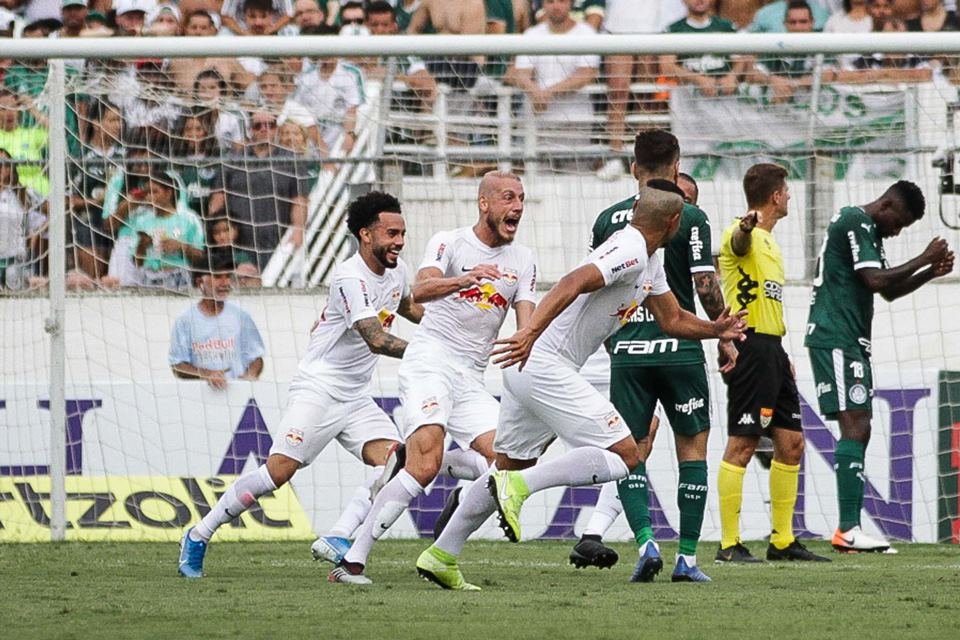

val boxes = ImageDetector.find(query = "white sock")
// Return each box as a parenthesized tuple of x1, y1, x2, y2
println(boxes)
(521, 447, 629, 494)
(441, 448, 489, 480)
(326, 470, 379, 539)
(193, 465, 276, 542)
(583, 481, 622, 538)
(343, 469, 423, 566)
(435, 465, 497, 557)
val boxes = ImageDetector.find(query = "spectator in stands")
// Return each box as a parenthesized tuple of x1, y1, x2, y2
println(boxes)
(0, 88, 47, 195)
(824, 0, 873, 32)
(169, 11, 254, 95)
(599, 0, 688, 181)
(235, 260, 262, 286)
(392, 0, 422, 31)
(0, 148, 45, 289)
(660, 0, 748, 99)
(68, 99, 124, 280)
(748, 0, 832, 31)
(906, 0, 959, 30)
(292, 0, 326, 32)
(292, 25, 363, 155)
(532, 0, 605, 30)
(113, 0, 155, 36)
(144, 2, 181, 35)
(506, 0, 600, 171)
(254, 64, 297, 111)
(337, 0, 365, 33)
(717, 0, 765, 27)
(408, 0, 485, 91)
(170, 248, 265, 388)
(171, 109, 220, 220)
(194, 68, 247, 152)
(747, 0, 823, 102)
(221, 0, 294, 35)
(207, 216, 258, 272)
(130, 168, 205, 289)
(207, 109, 310, 271)
(364, 1, 437, 112)
(839, 0, 933, 80)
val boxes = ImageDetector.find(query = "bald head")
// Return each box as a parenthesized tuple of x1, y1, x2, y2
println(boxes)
(477, 170, 524, 247)
(631, 187, 683, 233)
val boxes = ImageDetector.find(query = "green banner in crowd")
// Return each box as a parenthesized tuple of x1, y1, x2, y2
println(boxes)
(938, 371, 960, 544)
(670, 84, 907, 181)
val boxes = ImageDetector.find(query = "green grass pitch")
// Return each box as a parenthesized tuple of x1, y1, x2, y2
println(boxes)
(2, 540, 959, 639)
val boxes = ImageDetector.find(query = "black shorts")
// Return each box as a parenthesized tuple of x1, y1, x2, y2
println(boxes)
(722, 331, 801, 436)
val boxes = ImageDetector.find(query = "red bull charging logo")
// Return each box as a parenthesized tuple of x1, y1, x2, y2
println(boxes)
(612, 300, 639, 325)
(378, 308, 396, 330)
(457, 282, 509, 311)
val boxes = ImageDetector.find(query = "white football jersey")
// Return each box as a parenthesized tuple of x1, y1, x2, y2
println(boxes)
(290, 253, 409, 400)
(413, 227, 537, 370)
(535, 225, 669, 368)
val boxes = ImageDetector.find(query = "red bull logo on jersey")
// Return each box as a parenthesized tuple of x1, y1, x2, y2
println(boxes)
(284, 428, 304, 447)
(613, 301, 639, 325)
(502, 268, 518, 286)
(457, 282, 510, 311)
(642, 279, 654, 294)
(421, 396, 440, 415)
(378, 308, 396, 330)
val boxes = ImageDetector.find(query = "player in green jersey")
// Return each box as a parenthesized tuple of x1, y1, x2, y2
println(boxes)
(569, 129, 737, 583)
(805, 181, 954, 553)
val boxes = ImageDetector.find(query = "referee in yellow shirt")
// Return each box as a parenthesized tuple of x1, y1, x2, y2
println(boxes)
(715, 163, 829, 564)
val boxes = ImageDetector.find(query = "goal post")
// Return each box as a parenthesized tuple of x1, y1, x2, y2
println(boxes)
(1, 32, 959, 545)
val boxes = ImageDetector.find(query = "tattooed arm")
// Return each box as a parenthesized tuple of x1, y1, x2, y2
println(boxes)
(693, 271, 726, 321)
(353, 317, 409, 359)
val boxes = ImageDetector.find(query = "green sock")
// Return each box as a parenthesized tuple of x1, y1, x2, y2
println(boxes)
(619, 461, 653, 545)
(677, 460, 708, 557)
(835, 439, 866, 532)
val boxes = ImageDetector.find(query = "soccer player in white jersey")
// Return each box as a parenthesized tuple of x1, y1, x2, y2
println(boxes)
(177, 191, 422, 578)
(328, 171, 538, 584)
(416, 186, 746, 590)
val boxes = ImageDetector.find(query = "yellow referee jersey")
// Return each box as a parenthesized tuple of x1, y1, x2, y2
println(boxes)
(718, 220, 786, 337)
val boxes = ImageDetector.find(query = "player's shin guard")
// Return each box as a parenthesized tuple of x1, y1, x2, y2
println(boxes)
(717, 461, 746, 549)
(194, 464, 277, 542)
(618, 462, 653, 546)
(834, 439, 866, 532)
(769, 460, 800, 549)
(677, 460, 707, 557)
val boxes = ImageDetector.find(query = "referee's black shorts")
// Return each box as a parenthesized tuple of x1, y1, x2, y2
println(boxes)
(722, 330, 802, 437)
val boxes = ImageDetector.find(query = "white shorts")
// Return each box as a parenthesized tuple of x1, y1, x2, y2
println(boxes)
(270, 389, 400, 465)
(494, 351, 632, 460)
(398, 338, 499, 449)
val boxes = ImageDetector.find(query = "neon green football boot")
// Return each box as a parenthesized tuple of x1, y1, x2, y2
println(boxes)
(416, 545, 480, 591)
(488, 470, 530, 543)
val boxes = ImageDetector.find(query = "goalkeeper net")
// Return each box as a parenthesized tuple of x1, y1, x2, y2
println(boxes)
(0, 32, 958, 544)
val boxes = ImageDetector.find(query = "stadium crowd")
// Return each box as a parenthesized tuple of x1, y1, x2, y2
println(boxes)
(0, 0, 955, 290)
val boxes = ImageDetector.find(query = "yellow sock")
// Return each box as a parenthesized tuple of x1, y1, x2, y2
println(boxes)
(769, 460, 800, 550)
(718, 461, 746, 549)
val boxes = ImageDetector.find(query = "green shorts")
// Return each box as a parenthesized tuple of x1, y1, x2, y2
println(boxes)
(808, 345, 874, 419)
(609, 363, 710, 439)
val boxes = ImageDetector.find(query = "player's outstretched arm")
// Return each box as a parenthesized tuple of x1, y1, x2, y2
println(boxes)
(645, 292, 747, 342)
(492, 264, 604, 370)
(353, 317, 409, 359)
(398, 294, 424, 324)
(411, 264, 502, 303)
(859, 238, 954, 302)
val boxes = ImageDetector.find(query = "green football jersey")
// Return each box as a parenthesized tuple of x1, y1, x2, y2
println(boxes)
(666, 16, 737, 75)
(591, 196, 714, 367)
(805, 206, 887, 349)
